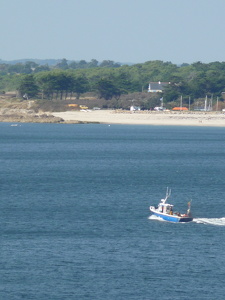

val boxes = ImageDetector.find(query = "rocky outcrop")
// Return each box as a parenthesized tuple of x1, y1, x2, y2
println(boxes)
(0, 108, 64, 123)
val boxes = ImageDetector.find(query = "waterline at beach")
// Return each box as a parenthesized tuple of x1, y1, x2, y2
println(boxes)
(52, 110, 225, 127)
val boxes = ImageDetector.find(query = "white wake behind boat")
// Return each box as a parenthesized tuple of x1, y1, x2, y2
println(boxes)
(150, 188, 193, 222)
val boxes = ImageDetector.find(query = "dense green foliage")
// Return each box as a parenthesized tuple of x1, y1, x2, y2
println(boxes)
(18, 75, 39, 98)
(34, 71, 89, 100)
(1, 59, 225, 105)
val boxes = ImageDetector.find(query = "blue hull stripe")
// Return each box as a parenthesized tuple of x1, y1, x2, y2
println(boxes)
(153, 212, 192, 222)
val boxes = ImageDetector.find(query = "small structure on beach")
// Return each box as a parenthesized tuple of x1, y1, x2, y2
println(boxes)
(154, 106, 164, 111)
(172, 107, 188, 111)
(130, 105, 140, 111)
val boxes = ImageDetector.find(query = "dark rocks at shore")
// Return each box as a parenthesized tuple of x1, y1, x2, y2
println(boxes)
(0, 114, 63, 123)
(0, 108, 64, 123)
(0, 108, 100, 124)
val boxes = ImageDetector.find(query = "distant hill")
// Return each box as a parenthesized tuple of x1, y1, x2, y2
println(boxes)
(0, 58, 134, 66)
(0, 59, 63, 66)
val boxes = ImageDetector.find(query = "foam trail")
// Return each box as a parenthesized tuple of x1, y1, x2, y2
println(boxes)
(149, 215, 225, 226)
(193, 217, 225, 226)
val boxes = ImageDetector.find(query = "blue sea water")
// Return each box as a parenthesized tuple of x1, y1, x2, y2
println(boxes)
(0, 123, 225, 300)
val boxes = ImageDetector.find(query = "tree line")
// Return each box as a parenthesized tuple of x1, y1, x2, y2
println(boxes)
(0, 58, 122, 75)
(17, 70, 138, 101)
(1, 60, 225, 105)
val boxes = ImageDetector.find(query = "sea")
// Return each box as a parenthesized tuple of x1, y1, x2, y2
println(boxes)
(0, 122, 225, 300)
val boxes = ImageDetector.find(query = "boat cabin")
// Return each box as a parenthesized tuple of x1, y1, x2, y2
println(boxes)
(158, 201, 174, 214)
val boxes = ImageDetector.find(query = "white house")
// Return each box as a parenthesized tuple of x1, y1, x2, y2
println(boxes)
(148, 81, 170, 93)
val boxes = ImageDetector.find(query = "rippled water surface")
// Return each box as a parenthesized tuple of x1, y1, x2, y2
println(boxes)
(0, 123, 225, 299)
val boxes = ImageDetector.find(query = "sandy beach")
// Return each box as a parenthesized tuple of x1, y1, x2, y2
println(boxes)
(52, 110, 225, 127)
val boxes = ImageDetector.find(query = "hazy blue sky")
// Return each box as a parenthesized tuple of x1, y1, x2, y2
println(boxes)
(1, 0, 225, 64)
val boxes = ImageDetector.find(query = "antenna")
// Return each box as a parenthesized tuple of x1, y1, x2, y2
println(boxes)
(165, 187, 171, 201)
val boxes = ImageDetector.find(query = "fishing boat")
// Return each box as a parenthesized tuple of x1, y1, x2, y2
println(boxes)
(150, 188, 193, 222)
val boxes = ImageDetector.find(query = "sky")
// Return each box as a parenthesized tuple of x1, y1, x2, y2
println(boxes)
(1, 0, 225, 64)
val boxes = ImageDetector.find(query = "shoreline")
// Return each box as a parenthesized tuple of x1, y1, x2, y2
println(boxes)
(51, 110, 225, 127)
(1, 109, 225, 127)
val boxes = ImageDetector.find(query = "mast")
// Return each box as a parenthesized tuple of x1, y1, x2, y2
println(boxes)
(210, 94, 213, 111)
(204, 95, 207, 111)
(187, 200, 192, 216)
